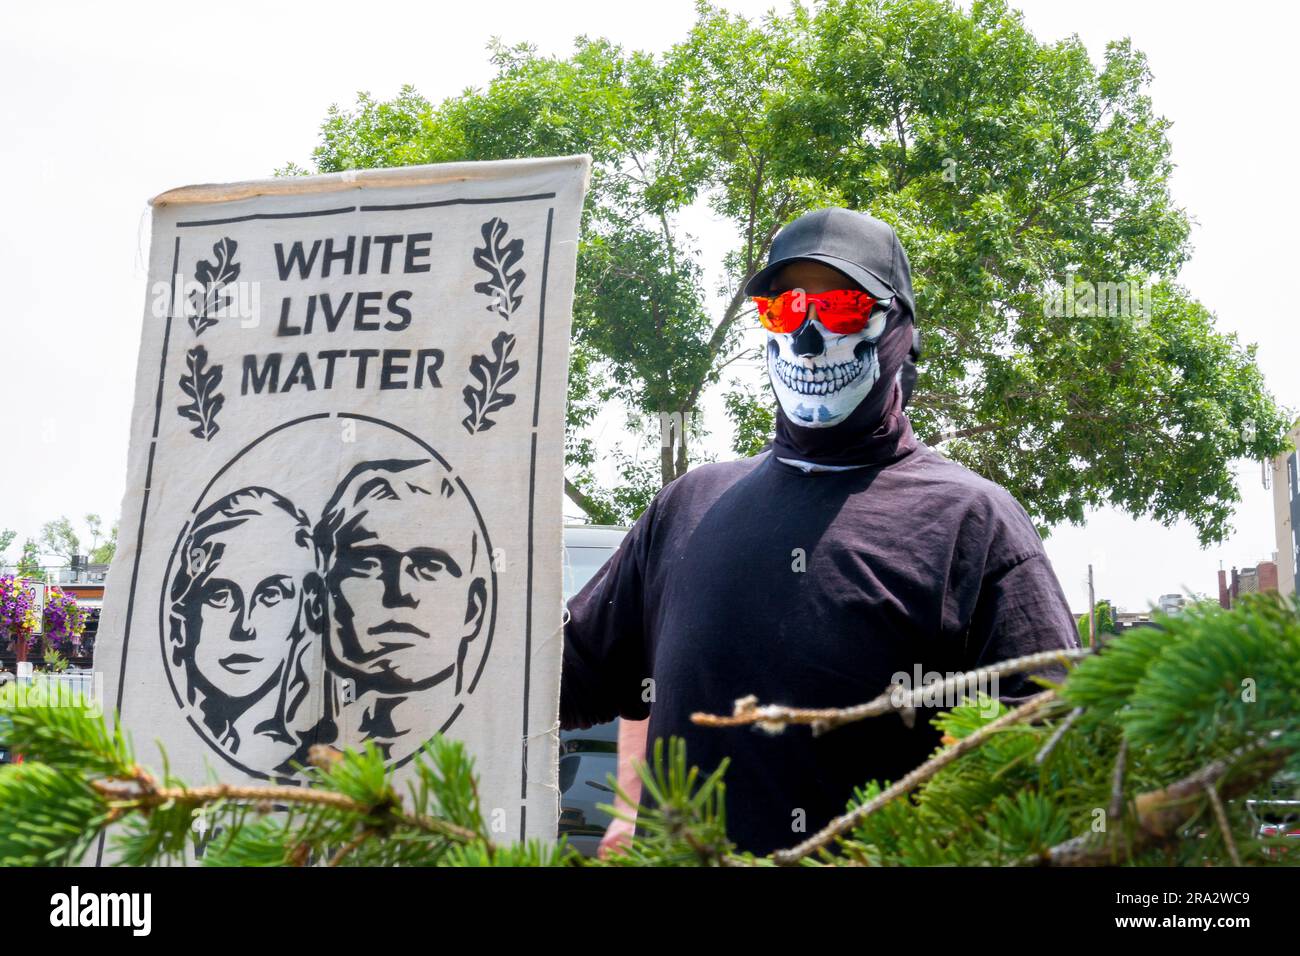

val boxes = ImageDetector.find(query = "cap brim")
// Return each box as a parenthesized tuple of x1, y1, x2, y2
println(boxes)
(743, 253, 896, 301)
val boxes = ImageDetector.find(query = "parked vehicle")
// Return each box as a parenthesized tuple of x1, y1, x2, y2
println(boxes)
(558, 524, 626, 857)
(1248, 773, 1300, 859)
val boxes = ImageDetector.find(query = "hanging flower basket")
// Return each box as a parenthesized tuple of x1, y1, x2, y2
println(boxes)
(0, 576, 87, 664)
(0, 575, 38, 662)
(42, 587, 88, 650)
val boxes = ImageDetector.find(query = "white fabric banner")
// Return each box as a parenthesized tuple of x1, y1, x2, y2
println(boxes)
(94, 155, 590, 859)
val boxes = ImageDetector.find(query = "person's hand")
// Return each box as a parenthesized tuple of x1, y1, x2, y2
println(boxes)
(596, 716, 649, 859)
(597, 815, 636, 859)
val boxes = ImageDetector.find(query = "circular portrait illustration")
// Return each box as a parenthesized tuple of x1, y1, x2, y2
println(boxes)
(159, 415, 496, 780)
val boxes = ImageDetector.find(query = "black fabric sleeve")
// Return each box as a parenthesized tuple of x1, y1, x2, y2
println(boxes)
(963, 521, 1081, 706)
(559, 508, 656, 730)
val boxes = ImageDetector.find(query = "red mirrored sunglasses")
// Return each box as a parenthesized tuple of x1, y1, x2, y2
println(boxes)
(751, 288, 879, 334)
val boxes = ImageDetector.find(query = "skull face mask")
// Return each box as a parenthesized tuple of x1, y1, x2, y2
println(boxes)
(744, 207, 919, 466)
(765, 301, 890, 427)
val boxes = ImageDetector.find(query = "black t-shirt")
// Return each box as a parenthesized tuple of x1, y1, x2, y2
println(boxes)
(560, 444, 1080, 856)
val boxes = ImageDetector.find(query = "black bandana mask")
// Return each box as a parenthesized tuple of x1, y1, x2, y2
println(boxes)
(769, 297, 917, 467)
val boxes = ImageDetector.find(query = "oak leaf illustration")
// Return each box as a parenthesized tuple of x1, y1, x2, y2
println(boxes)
(177, 345, 225, 440)
(472, 218, 525, 319)
(462, 331, 520, 434)
(189, 237, 241, 336)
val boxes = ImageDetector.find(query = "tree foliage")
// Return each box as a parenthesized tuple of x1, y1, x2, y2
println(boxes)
(14, 540, 44, 582)
(37, 517, 79, 564)
(289, 0, 1287, 539)
(724, 382, 775, 458)
(82, 513, 117, 565)
(1076, 599, 1119, 647)
(33, 513, 116, 567)
(89, 522, 118, 566)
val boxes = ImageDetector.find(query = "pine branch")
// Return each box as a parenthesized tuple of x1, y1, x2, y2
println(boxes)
(595, 737, 750, 867)
(3, 598, 1296, 868)
(1035, 706, 1083, 764)
(1203, 781, 1241, 867)
(1031, 735, 1289, 866)
(772, 690, 1059, 866)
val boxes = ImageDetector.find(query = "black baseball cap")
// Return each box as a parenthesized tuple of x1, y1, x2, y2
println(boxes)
(744, 207, 915, 317)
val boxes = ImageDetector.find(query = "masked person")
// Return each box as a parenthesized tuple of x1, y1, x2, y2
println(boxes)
(560, 207, 1080, 856)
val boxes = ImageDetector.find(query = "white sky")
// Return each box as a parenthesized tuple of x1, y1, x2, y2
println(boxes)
(0, 0, 1294, 614)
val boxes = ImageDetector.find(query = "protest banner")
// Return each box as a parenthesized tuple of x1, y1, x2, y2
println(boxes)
(93, 155, 591, 858)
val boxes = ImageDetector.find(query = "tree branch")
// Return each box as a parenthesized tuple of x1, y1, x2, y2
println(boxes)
(771, 691, 1059, 865)
(685, 196, 791, 410)
(691, 646, 1089, 735)
(564, 477, 604, 520)
(1030, 736, 1288, 866)
(89, 778, 482, 845)
(929, 422, 1011, 445)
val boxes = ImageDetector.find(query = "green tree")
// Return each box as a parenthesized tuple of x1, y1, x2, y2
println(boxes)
(1077, 599, 1119, 647)
(35, 514, 116, 567)
(38, 517, 80, 565)
(84, 514, 102, 553)
(0, 528, 14, 564)
(89, 520, 118, 566)
(724, 382, 775, 458)
(15, 539, 44, 582)
(291, 0, 1287, 540)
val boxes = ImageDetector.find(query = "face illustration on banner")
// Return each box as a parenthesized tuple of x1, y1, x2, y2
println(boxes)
(167, 489, 322, 766)
(162, 425, 496, 780)
(189, 510, 310, 698)
(320, 459, 488, 696)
